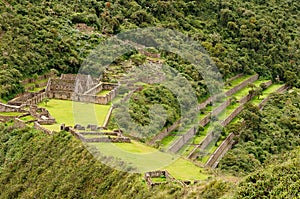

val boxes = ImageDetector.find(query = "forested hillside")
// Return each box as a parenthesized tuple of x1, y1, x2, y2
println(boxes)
(0, 0, 299, 100)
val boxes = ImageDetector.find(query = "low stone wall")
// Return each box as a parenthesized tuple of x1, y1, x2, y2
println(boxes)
(47, 91, 73, 100)
(13, 118, 27, 129)
(72, 89, 117, 105)
(168, 126, 197, 153)
(225, 74, 259, 96)
(196, 74, 257, 111)
(34, 122, 53, 135)
(221, 104, 244, 127)
(0, 102, 24, 112)
(226, 73, 244, 82)
(8, 90, 46, 106)
(102, 106, 114, 127)
(84, 82, 119, 95)
(199, 114, 210, 127)
(148, 119, 181, 145)
(263, 80, 273, 88)
(79, 132, 118, 136)
(211, 99, 231, 116)
(205, 133, 235, 168)
(276, 84, 289, 93)
(0, 115, 16, 122)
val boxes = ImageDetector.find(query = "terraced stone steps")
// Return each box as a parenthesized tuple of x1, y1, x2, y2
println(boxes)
(186, 78, 273, 159)
(201, 84, 287, 168)
(164, 74, 260, 154)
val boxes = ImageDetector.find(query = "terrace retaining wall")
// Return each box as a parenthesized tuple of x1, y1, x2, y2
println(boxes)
(225, 74, 259, 96)
(34, 122, 53, 135)
(168, 126, 197, 153)
(148, 119, 181, 145)
(205, 133, 235, 168)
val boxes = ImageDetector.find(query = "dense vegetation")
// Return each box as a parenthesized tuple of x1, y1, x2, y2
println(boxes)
(220, 89, 300, 176)
(0, 118, 299, 198)
(1, 0, 299, 100)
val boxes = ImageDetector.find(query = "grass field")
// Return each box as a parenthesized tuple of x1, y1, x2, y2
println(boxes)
(38, 99, 111, 131)
(223, 74, 253, 91)
(251, 84, 284, 105)
(88, 140, 208, 180)
(0, 112, 23, 116)
(96, 90, 111, 96)
(19, 115, 35, 121)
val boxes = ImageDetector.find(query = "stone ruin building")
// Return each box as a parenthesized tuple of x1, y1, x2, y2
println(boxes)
(46, 74, 119, 104)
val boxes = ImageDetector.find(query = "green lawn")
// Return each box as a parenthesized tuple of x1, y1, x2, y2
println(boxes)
(38, 99, 111, 131)
(29, 86, 46, 93)
(151, 177, 167, 183)
(0, 112, 23, 117)
(164, 158, 207, 180)
(19, 115, 36, 121)
(160, 131, 180, 147)
(96, 90, 111, 96)
(217, 102, 240, 121)
(88, 140, 208, 180)
(252, 84, 284, 105)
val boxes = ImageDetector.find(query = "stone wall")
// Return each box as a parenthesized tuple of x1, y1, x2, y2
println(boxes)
(221, 104, 244, 127)
(34, 122, 53, 135)
(13, 118, 27, 129)
(196, 74, 258, 111)
(84, 82, 119, 95)
(199, 114, 211, 127)
(82, 137, 131, 143)
(168, 126, 197, 153)
(0, 102, 24, 112)
(205, 133, 235, 168)
(148, 119, 181, 145)
(211, 99, 231, 116)
(8, 90, 46, 106)
(225, 74, 259, 96)
(102, 106, 114, 127)
(226, 73, 244, 82)
(0, 115, 16, 122)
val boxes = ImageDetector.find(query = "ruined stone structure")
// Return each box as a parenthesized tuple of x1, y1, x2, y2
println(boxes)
(29, 105, 56, 125)
(46, 74, 119, 105)
(8, 90, 46, 106)
(144, 170, 177, 187)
